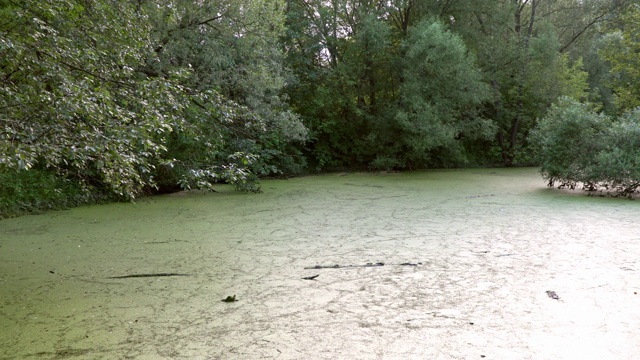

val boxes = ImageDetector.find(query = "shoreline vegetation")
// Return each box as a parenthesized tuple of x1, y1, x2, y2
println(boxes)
(3, 2, 640, 218)
(2, 164, 636, 220)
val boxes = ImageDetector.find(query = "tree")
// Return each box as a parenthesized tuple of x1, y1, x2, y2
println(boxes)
(386, 18, 493, 169)
(1, 0, 306, 200)
(140, 0, 308, 187)
(283, 0, 495, 171)
(448, 0, 628, 166)
(1, 0, 183, 198)
(599, 3, 640, 112)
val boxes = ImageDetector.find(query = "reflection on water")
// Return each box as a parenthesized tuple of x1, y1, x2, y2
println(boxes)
(1, 168, 639, 359)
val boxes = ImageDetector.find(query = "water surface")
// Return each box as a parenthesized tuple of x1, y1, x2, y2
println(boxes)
(1, 168, 639, 359)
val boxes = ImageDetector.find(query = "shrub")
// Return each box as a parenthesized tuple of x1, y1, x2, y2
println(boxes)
(530, 97, 640, 197)
(590, 110, 640, 194)
(0, 167, 113, 219)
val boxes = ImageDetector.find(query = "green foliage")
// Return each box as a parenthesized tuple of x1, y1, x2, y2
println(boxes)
(491, 18, 567, 166)
(0, 0, 187, 199)
(449, 0, 628, 166)
(530, 97, 640, 197)
(588, 110, 640, 194)
(1, 0, 636, 214)
(1, 0, 306, 210)
(529, 97, 609, 185)
(284, 2, 396, 170)
(391, 19, 493, 168)
(177, 152, 263, 193)
(283, 0, 626, 169)
(284, 3, 495, 171)
(367, 156, 399, 172)
(600, 5, 640, 113)
(143, 0, 308, 181)
(0, 166, 112, 218)
(581, 35, 617, 114)
(559, 56, 590, 102)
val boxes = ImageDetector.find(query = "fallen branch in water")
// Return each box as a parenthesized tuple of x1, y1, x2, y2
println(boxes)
(108, 273, 191, 279)
(304, 262, 420, 270)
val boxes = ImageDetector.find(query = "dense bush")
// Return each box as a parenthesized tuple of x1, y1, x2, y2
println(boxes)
(589, 110, 640, 194)
(0, 167, 113, 219)
(530, 97, 640, 197)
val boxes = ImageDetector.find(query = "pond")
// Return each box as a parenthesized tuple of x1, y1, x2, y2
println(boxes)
(1, 168, 639, 359)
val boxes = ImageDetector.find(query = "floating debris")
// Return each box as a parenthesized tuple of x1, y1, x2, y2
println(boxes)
(305, 261, 422, 270)
(546, 290, 560, 300)
(108, 273, 190, 279)
(222, 295, 237, 303)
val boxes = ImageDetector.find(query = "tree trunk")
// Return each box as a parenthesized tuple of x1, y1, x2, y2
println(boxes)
(504, 0, 536, 167)
(497, 132, 511, 166)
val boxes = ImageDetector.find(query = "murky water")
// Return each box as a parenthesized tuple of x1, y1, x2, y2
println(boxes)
(1, 168, 639, 360)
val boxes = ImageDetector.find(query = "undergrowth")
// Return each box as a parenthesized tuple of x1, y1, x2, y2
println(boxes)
(0, 167, 113, 219)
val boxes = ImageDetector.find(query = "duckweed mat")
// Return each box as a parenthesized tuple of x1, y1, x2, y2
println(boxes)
(1, 168, 639, 359)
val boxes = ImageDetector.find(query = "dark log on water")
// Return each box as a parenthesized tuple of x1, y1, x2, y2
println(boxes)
(108, 273, 191, 279)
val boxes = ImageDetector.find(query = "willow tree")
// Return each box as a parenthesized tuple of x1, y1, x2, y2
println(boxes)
(380, 19, 493, 169)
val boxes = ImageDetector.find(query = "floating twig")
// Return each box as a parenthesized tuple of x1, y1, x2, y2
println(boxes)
(546, 290, 560, 300)
(304, 262, 421, 270)
(108, 273, 190, 279)
(305, 262, 384, 270)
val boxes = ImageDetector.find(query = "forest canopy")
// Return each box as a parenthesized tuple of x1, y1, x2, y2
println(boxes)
(1, 0, 637, 216)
